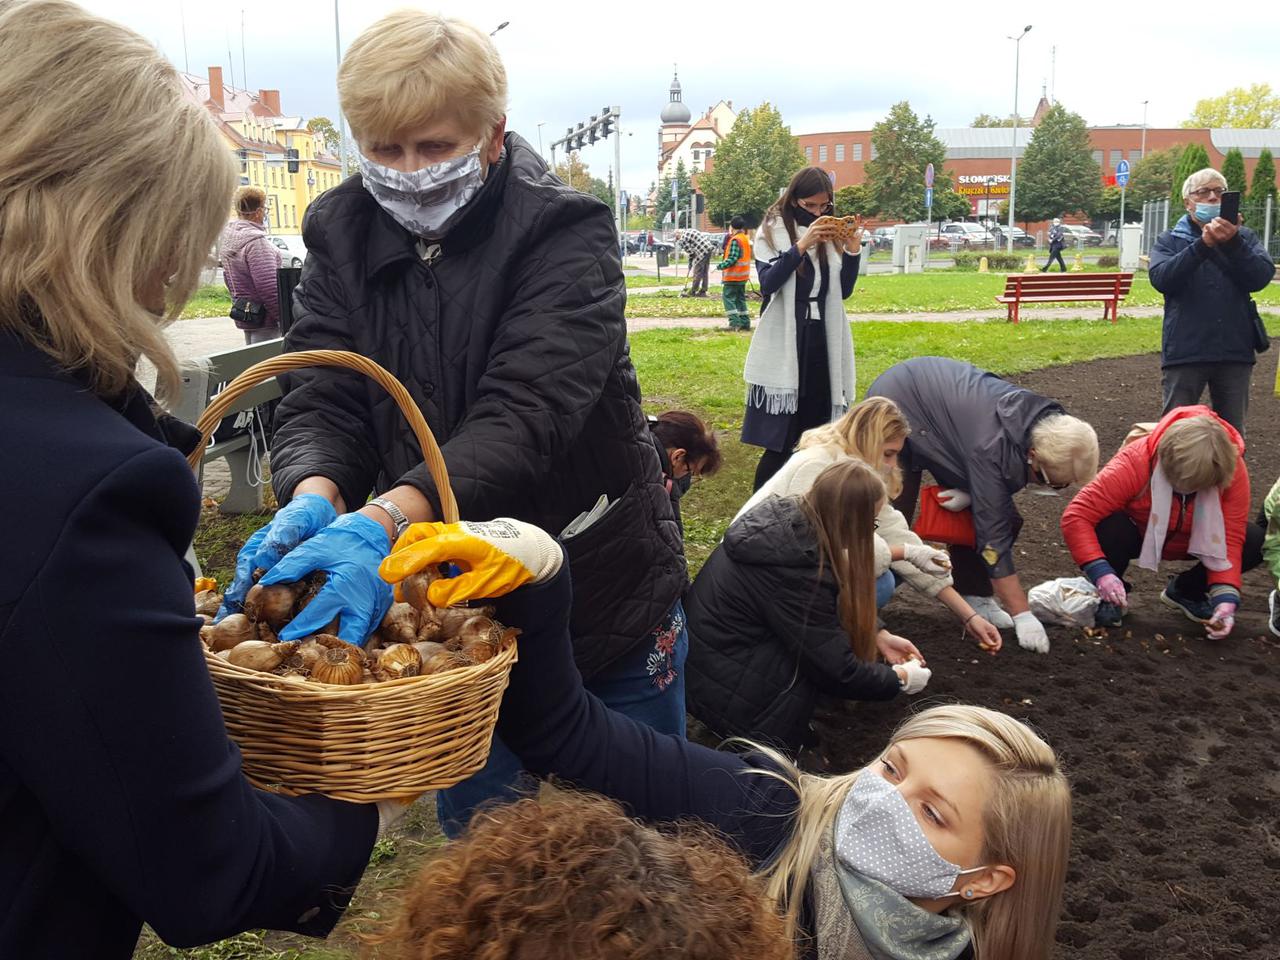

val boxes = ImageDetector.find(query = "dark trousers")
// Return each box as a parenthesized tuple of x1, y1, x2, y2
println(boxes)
(1093, 511, 1265, 598)
(688, 256, 710, 295)
(1042, 247, 1066, 271)
(1161, 362, 1253, 438)
(892, 468, 996, 596)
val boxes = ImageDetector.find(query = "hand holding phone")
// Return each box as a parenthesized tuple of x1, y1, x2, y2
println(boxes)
(1219, 190, 1240, 225)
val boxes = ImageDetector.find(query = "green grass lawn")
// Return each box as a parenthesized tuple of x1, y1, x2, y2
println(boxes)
(182, 285, 233, 318)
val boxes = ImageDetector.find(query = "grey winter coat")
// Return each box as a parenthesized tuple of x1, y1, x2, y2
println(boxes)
(866, 357, 1064, 580)
(1149, 215, 1274, 368)
(219, 219, 282, 330)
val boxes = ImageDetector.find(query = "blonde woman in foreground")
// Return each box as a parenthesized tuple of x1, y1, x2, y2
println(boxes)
(737, 397, 1004, 653)
(380, 519, 1074, 960)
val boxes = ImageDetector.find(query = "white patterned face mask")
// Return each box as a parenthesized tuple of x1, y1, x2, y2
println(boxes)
(357, 146, 484, 238)
(835, 768, 988, 899)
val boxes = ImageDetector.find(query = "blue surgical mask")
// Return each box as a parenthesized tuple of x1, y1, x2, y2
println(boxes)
(1194, 202, 1221, 224)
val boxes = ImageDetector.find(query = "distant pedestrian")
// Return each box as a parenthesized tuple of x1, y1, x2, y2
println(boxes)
(644, 229, 654, 256)
(219, 186, 281, 344)
(1041, 218, 1066, 272)
(1149, 167, 1274, 437)
(716, 216, 753, 330)
(675, 229, 715, 296)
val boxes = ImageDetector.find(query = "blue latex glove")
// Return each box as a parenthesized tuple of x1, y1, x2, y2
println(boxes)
(260, 512, 393, 646)
(216, 493, 338, 620)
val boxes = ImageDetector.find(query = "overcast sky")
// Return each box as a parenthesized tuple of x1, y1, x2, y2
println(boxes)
(86, 1, 1280, 195)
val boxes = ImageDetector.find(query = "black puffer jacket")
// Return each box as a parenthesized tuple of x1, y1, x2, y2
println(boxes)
(866, 357, 1063, 580)
(271, 134, 686, 677)
(684, 497, 900, 753)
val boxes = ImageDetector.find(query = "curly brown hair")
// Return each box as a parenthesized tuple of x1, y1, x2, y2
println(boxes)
(367, 791, 793, 960)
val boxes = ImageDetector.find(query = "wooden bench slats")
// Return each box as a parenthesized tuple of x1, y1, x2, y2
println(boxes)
(996, 272, 1134, 324)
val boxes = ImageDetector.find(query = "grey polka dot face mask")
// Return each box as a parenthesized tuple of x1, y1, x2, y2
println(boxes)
(835, 767, 988, 899)
(357, 147, 484, 238)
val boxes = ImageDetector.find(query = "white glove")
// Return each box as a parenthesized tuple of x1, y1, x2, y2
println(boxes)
(894, 658, 932, 694)
(1013, 611, 1049, 654)
(937, 488, 971, 512)
(903, 544, 951, 577)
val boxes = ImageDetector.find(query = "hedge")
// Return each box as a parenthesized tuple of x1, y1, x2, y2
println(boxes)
(952, 252, 1027, 271)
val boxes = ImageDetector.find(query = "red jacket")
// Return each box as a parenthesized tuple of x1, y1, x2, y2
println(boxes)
(1060, 405, 1250, 593)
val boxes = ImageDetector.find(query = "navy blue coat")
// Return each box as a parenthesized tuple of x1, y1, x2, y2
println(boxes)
(0, 333, 376, 958)
(1149, 215, 1274, 368)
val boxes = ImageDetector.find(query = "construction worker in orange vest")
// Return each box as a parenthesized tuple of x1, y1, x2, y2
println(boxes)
(716, 216, 753, 331)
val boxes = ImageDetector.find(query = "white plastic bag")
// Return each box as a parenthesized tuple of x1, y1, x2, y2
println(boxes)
(1028, 577, 1100, 628)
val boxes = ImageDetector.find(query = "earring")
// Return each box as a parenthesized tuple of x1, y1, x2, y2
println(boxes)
(963, 889, 975, 899)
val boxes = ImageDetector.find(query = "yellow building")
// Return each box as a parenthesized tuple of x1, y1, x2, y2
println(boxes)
(182, 67, 344, 236)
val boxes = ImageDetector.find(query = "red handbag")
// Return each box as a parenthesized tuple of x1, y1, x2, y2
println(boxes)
(912, 484, 976, 548)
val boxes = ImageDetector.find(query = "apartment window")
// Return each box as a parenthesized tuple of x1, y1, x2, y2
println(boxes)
(853, 142, 863, 161)
(691, 149, 700, 161)
(835, 143, 845, 162)
(818, 144, 828, 162)
(1092, 150, 1104, 166)
(1109, 149, 1123, 169)
(804, 146, 813, 161)
(869, 144, 877, 160)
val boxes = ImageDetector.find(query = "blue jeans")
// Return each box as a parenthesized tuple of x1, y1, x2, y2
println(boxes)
(875, 569, 897, 608)
(436, 599, 689, 838)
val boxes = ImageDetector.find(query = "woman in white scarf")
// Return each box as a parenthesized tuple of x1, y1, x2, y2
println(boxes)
(742, 167, 862, 490)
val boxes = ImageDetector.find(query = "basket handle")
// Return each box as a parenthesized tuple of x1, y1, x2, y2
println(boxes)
(187, 349, 458, 524)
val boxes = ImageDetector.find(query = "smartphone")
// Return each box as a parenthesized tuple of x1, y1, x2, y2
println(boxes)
(1219, 190, 1240, 224)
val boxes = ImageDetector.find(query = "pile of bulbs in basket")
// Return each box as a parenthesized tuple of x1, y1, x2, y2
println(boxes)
(195, 566, 516, 685)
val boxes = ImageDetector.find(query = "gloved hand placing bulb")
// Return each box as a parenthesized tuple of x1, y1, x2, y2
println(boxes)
(937, 488, 971, 512)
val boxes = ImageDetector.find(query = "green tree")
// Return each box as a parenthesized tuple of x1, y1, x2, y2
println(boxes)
(654, 159, 695, 228)
(1183, 83, 1280, 128)
(699, 103, 805, 225)
(1013, 104, 1101, 223)
(931, 189, 972, 222)
(1095, 186, 1141, 222)
(1170, 142, 1211, 214)
(1221, 148, 1247, 194)
(833, 184, 874, 217)
(553, 154, 614, 210)
(970, 113, 1016, 128)
(1127, 145, 1183, 205)
(305, 116, 340, 152)
(865, 101, 955, 221)
(1248, 147, 1277, 207)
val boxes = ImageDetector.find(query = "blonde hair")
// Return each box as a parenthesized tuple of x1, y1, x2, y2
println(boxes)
(799, 460, 885, 662)
(798, 396, 910, 499)
(1029, 414, 1099, 486)
(1157, 415, 1238, 491)
(753, 705, 1071, 960)
(0, 0, 235, 403)
(235, 185, 266, 217)
(1182, 167, 1227, 201)
(339, 11, 507, 146)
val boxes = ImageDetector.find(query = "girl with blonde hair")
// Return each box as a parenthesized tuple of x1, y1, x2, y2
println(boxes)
(682, 459, 933, 754)
(0, 3, 388, 955)
(737, 397, 1004, 653)
(381, 521, 1075, 960)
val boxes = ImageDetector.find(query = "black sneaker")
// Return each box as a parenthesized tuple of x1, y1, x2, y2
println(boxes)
(1159, 578, 1214, 623)
(1094, 601, 1124, 628)
(1269, 590, 1280, 639)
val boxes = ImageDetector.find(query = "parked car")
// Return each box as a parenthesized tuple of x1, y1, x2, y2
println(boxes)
(990, 225, 1036, 248)
(268, 235, 307, 268)
(873, 226, 898, 248)
(938, 222, 995, 248)
(1060, 224, 1102, 246)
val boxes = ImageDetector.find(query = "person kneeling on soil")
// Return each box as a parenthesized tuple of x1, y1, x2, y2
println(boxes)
(1264, 475, 1280, 638)
(378, 518, 1074, 960)
(1060, 406, 1263, 638)
(684, 459, 935, 754)
(866, 357, 1100, 655)
(736, 396, 1003, 654)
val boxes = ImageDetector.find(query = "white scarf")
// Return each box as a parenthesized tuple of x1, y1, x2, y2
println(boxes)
(1138, 462, 1231, 572)
(743, 219, 856, 419)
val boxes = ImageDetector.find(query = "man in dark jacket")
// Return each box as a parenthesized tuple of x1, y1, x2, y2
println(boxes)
(229, 12, 687, 835)
(1149, 167, 1274, 436)
(1041, 218, 1066, 272)
(867, 357, 1099, 655)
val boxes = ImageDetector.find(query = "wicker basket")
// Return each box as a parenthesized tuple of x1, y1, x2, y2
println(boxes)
(189, 349, 516, 802)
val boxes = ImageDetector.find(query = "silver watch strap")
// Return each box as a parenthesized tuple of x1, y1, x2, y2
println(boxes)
(368, 497, 409, 539)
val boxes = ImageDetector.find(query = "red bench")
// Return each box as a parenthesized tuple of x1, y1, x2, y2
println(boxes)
(996, 271, 1134, 323)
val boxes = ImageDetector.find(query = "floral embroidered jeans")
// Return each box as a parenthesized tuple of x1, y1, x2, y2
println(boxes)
(436, 600, 689, 838)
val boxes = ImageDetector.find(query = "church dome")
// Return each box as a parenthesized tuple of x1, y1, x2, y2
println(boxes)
(661, 72, 691, 125)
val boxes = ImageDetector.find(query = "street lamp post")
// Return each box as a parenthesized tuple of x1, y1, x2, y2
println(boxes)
(489, 21, 509, 36)
(1140, 100, 1149, 160)
(334, 0, 347, 178)
(536, 121, 546, 160)
(1006, 24, 1032, 254)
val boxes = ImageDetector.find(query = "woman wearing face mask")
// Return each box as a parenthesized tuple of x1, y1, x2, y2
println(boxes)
(648, 409, 722, 535)
(1060, 406, 1264, 635)
(227, 11, 689, 839)
(867, 357, 1099, 655)
(743, 167, 863, 491)
(683, 460, 933, 754)
(379, 520, 1073, 960)
(736, 397, 1003, 654)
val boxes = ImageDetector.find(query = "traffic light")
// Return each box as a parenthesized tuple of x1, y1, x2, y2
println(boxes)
(598, 114, 613, 138)
(285, 147, 299, 174)
(588, 116, 599, 144)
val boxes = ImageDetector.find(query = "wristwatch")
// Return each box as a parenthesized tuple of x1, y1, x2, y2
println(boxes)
(368, 497, 410, 541)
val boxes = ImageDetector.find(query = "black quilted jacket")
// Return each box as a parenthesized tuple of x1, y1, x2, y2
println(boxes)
(270, 133, 686, 677)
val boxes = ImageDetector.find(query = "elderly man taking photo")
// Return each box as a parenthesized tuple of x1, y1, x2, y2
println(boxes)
(1150, 167, 1274, 436)
(218, 11, 688, 837)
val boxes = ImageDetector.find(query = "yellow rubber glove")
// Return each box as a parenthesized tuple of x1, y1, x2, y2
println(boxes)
(378, 518, 563, 608)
